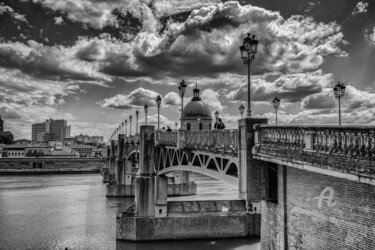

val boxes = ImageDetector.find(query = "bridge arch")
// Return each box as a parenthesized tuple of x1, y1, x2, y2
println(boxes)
(155, 147, 238, 185)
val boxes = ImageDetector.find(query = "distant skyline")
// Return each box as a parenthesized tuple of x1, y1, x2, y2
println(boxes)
(1, 0, 375, 140)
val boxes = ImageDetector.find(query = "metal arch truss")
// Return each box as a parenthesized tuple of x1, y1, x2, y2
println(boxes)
(155, 146, 239, 185)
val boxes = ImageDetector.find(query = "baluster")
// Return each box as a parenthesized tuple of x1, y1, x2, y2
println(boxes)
(369, 133, 375, 160)
(360, 132, 368, 158)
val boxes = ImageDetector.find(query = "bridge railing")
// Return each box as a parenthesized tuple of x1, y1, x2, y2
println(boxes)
(157, 129, 239, 155)
(157, 131, 178, 146)
(186, 129, 239, 155)
(254, 125, 375, 177)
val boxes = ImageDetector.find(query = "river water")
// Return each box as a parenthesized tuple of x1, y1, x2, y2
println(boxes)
(0, 174, 260, 250)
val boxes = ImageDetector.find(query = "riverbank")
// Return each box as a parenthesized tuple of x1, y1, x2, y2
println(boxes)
(0, 157, 105, 174)
(0, 168, 100, 175)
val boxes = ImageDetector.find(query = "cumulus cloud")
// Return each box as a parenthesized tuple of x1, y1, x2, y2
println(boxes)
(365, 27, 375, 45)
(200, 88, 224, 112)
(54, 16, 64, 25)
(0, 3, 28, 23)
(302, 85, 375, 110)
(352, 1, 368, 15)
(101, 87, 160, 109)
(225, 70, 333, 104)
(163, 91, 181, 106)
(100, 1, 346, 80)
(153, 0, 221, 17)
(138, 114, 176, 128)
(0, 39, 112, 84)
(0, 68, 81, 107)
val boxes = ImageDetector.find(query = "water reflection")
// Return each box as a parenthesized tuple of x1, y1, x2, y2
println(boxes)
(0, 174, 259, 250)
(116, 238, 260, 250)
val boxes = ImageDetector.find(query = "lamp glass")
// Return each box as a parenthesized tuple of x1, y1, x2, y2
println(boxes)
(250, 39, 258, 54)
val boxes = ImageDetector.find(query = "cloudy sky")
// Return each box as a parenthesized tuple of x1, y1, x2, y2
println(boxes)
(1, 0, 375, 140)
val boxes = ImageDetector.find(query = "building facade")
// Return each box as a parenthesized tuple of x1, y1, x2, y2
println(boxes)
(31, 119, 71, 142)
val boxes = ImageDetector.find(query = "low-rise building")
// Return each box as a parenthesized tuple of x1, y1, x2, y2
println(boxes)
(69, 145, 96, 158)
(26, 144, 53, 157)
(1, 145, 27, 158)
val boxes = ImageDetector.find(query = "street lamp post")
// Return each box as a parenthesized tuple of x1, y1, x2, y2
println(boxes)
(272, 96, 281, 125)
(129, 115, 132, 135)
(144, 104, 148, 125)
(239, 104, 245, 119)
(135, 110, 139, 134)
(178, 80, 187, 128)
(125, 119, 127, 135)
(239, 33, 258, 117)
(156, 95, 162, 130)
(333, 81, 346, 126)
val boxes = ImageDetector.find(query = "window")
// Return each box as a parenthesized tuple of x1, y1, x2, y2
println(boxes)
(186, 123, 191, 131)
(199, 123, 203, 130)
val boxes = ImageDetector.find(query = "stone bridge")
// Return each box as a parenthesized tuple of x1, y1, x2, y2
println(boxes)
(107, 118, 375, 249)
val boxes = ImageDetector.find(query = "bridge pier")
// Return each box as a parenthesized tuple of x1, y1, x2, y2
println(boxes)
(108, 140, 116, 184)
(107, 135, 136, 197)
(167, 171, 197, 196)
(238, 117, 268, 212)
(117, 126, 260, 241)
(101, 145, 111, 182)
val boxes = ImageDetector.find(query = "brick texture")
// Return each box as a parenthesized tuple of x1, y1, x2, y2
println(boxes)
(262, 165, 375, 250)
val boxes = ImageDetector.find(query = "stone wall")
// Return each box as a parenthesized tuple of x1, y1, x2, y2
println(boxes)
(261, 165, 375, 250)
(0, 158, 105, 170)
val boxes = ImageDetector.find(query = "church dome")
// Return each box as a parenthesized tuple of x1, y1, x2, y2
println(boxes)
(183, 85, 212, 119)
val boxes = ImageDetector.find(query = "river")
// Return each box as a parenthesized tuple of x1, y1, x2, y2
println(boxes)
(0, 174, 260, 250)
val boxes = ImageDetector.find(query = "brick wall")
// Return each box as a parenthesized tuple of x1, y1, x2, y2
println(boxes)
(262, 165, 375, 250)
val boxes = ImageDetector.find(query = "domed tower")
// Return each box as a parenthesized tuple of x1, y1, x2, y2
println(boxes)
(182, 84, 212, 130)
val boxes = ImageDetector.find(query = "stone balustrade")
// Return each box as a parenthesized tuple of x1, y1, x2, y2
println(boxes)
(157, 131, 178, 146)
(158, 129, 239, 155)
(254, 125, 375, 179)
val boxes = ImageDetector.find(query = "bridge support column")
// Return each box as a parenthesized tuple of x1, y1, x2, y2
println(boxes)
(108, 140, 116, 184)
(107, 136, 138, 197)
(168, 171, 197, 196)
(101, 145, 110, 182)
(135, 125, 156, 217)
(155, 175, 168, 218)
(238, 117, 268, 210)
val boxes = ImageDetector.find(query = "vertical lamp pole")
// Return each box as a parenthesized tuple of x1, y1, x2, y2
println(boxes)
(239, 104, 245, 119)
(333, 82, 346, 126)
(129, 115, 132, 135)
(135, 110, 139, 134)
(156, 95, 162, 130)
(178, 80, 187, 129)
(272, 96, 280, 125)
(125, 119, 127, 136)
(144, 104, 148, 125)
(239, 33, 258, 117)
